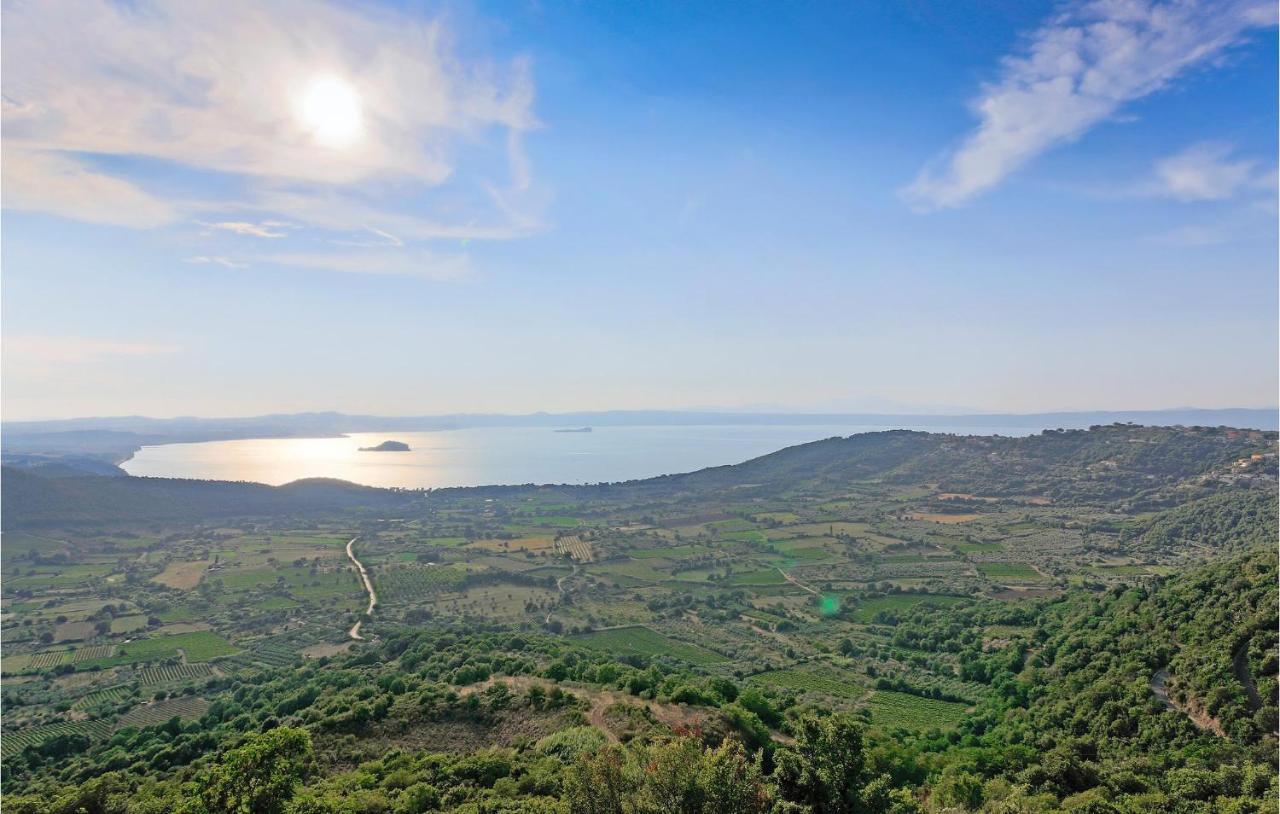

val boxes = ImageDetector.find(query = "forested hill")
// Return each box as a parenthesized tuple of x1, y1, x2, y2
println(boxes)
(953, 546, 1278, 804)
(663, 424, 1276, 504)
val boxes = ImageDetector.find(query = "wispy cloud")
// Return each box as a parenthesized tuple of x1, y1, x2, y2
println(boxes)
(257, 250, 471, 280)
(2, 0, 544, 249)
(1, 149, 177, 228)
(331, 226, 405, 248)
(902, 0, 1276, 211)
(197, 221, 291, 239)
(4, 335, 182, 365)
(1149, 142, 1271, 201)
(185, 256, 250, 269)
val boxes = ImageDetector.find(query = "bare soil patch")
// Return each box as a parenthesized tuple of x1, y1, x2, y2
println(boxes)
(302, 641, 355, 659)
(469, 537, 557, 553)
(152, 560, 210, 589)
(909, 512, 983, 524)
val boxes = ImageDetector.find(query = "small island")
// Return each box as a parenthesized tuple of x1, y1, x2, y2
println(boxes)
(358, 440, 411, 452)
(554, 427, 592, 433)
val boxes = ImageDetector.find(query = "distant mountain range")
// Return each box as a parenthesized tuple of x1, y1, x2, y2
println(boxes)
(6, 406, 1276, 438)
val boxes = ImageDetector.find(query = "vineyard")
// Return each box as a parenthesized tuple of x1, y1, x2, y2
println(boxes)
(137, 663, 213, 685)
(554, 535, 595, 562)
(27, 650, 73, 670)
(239, 628, 320, 667)
(115, 697, 210, 729)
(0, 720, 114, 759)
(749, 667, 866, 699)
(374, 564, 468, 603)
(863, 690, 969, 731)
(72, 644, 117, 663)
(71, 685, 136, 710)
(249, 643, 301, 667)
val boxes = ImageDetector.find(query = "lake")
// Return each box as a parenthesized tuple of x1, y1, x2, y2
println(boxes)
(120, 424, 1037, 488)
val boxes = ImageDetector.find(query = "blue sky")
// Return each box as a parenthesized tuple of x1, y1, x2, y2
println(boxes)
(2, 0, 1276, 419)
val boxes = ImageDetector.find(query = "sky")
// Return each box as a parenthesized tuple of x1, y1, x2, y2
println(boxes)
(2, 0, 1277, 420)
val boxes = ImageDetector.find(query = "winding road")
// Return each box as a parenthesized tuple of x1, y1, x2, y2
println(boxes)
(346, 537, 378, 640)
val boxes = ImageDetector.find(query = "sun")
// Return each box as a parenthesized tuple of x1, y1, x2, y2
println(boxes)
(297, 75, 364, 149)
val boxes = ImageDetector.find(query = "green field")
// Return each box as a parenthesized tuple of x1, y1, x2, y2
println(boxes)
(950, 541, 1005, 553)
(595, 560, 671, 581)
(79, 632, 236, 668)
(728, 569, 786, 586)
(630, 544, 711, 559)
(849, 593, 970, 623)
(750, 667, 865, 698)
(976, 563, 1044, 581)
(375, 564, 468, 603)
(529, 516, 582, 528)
(573, 626, 726, 665)
(865, 690, 969, 730)
(422, 536, 470, 547)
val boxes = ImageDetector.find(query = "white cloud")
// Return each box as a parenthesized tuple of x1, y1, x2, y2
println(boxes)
(257, 249, 471, 280)
(185, 255, 249, 269)
(4, 335, 182, 365)
(1150, 142, 1267, 201)
(2, 0, 541, 241)
(902, 0, 1276, 211)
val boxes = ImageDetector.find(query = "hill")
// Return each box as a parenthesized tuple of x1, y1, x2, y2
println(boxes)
(0, 467, 413, 528)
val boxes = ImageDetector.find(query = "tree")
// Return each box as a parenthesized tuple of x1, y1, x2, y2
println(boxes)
(565, 747, 630, 814)
(195, 726, 312, 814)
(634, 737, 703, 814)
(698, 738, 771, 814)
(772, 714, 871, 813)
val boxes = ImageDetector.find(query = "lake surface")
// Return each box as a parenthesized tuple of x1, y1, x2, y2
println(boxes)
(121, 424, 1037, 489)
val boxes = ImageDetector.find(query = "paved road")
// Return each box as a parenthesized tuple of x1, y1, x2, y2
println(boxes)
(346, 537, 378, 640)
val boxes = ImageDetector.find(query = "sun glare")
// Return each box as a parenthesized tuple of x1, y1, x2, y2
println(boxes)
(297, 75, 364, 149)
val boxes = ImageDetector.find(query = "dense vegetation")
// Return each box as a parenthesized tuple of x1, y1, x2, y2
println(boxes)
(1, 424, 1275, 812)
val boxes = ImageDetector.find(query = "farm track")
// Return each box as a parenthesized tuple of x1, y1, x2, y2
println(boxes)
(775, 567, 819, 595)
(1232, 643, 1262, 712)
(346, 537, 378, 641)
(545, 563, 579, 625)
(456, 676, 794, 745)
(1151, 669, 1226, 737)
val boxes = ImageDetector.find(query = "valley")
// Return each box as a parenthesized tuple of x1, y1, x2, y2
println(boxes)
(1, 424, 1276, 811)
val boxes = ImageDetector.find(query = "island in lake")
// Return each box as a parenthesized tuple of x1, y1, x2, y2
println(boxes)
(554, 427, 592, 433)
(358, 440, 411, 452)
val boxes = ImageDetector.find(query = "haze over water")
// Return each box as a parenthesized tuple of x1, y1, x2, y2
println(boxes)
(122, 424, 1036, 488)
